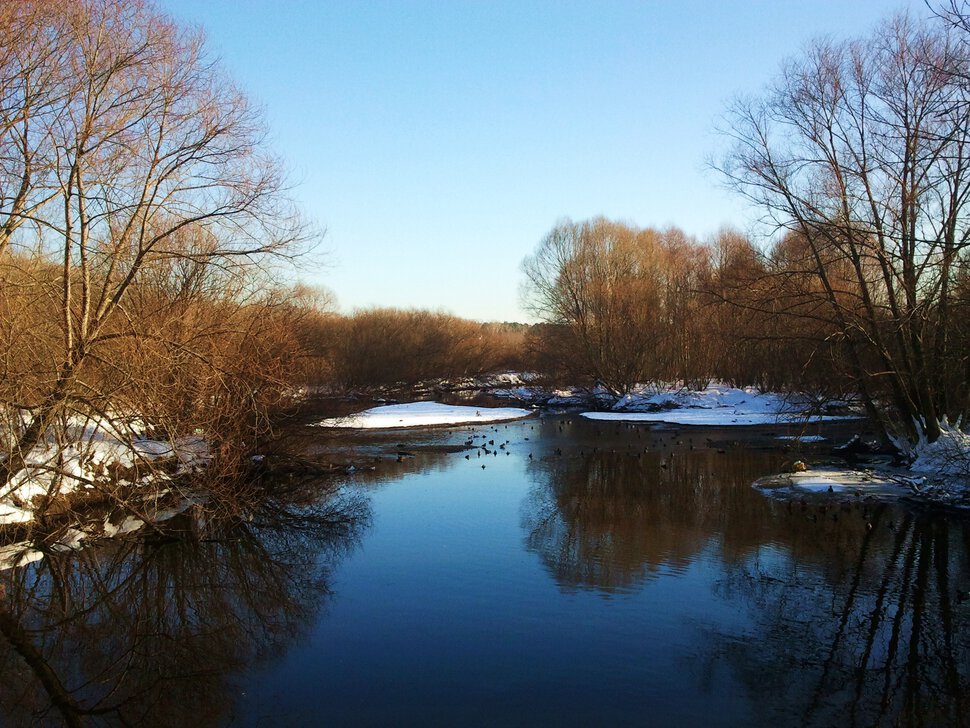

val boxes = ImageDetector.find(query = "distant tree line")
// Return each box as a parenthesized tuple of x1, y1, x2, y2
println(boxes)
(295, 306, 529, 391)
(520, 220, 850, 397)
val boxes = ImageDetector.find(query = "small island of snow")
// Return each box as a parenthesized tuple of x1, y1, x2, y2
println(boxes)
(314, 402, 534, 429)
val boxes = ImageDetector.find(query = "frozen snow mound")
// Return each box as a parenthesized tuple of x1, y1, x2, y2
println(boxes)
(581, 382, 861, 426)
(314, 402, 534, 429)
(755, 467, 917, 500)
(908, 421, 970, 476)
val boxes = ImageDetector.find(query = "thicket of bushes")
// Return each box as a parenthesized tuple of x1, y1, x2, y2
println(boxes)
(294, 307, 529, 391)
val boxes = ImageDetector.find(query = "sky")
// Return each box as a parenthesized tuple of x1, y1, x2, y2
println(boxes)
(158, 0, 929, 322)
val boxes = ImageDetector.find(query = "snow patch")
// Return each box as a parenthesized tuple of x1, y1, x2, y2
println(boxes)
(581, 383, 860, 426)
(314, 402, 534, 429)
(0, 414, 211, 529)
(49, 528, 87, 553)
(788, 471, 865, 492)
(102, 514, 145, 538)
(0, 543, 43, 570)
(910, 421, 970, 476)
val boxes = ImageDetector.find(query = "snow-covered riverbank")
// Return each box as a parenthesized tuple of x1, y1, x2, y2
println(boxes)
(313, 377, 970, 505)
(0, 416, 208, 526)
(579, 383, 860, 426)
(321, 380, 860, 429)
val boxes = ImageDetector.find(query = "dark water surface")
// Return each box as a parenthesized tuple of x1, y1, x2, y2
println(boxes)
(2, 416, 970, 727)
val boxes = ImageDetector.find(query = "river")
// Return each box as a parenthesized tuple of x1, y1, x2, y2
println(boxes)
(1, 415, 968, 726)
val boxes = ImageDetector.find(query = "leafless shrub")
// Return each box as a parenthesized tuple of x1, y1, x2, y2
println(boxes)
(314, 308, 518, 391)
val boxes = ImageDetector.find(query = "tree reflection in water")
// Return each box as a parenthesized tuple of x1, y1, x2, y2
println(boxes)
(0, 481, 369, 727)
(722, 511, 970, 728)
(521, 448, 786, 593)
(523, 445, 970, 725)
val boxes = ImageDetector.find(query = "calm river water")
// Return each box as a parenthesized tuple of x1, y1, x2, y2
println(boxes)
(2, 415, 969, 727)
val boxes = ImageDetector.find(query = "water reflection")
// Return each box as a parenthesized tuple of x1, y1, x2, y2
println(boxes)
(521, 432, 970, 725)
(0, 483, 368, 727)
(721, 511, 970, 728)
(10, 415, 967, 727)
(522, 448, 786, 593)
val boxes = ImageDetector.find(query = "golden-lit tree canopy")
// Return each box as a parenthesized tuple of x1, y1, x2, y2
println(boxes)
(0, 0, 313, 493)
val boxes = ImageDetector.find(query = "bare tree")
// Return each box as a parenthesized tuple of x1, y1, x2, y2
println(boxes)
(522, 218, 715, 396)
(717, 13, 970, 445)
(0, 1, 312, 495)
(0, 0, 73, 255)
(522, 218, 663, 395)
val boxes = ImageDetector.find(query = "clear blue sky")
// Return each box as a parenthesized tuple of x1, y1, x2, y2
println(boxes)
(159, 0, 927, 322)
